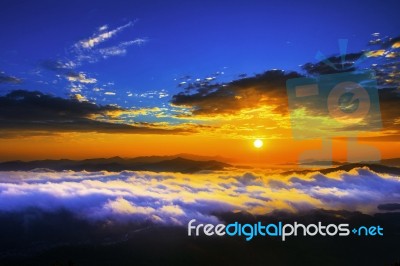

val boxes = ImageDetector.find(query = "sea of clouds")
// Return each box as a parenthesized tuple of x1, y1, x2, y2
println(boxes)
(0, 167, 399, 226)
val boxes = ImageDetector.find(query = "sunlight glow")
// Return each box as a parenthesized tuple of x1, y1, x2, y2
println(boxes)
(253, 139, 263, 149)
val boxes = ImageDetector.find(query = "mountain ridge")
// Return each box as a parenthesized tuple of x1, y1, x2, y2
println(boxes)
(0, 156, 231, 173)
(283, 163, 400, 175)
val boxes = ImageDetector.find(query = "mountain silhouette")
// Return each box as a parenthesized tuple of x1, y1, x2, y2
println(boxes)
(300, 157, 400, 167)
(284, 163, 400, 175)
(0, 156, 231, 173)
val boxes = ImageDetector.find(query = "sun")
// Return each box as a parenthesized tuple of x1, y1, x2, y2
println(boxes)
(253, 139, 263, 149)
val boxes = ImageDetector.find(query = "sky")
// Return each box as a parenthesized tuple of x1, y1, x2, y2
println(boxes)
(0, 0, 399, 163)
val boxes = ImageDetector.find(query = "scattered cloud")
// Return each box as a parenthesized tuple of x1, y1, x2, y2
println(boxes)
(0, 72, 22, 84)
(129, 89, 169, 99)
(365, 34, 400, 88)
(169, 35, 400, 141)
(37, 21, 146, 100)
(40, 60, 75, 71)
(98, 38, 147, 59)
(98, 24, 108, 31)
(73, 93, 89, 102)
(301, 52, 364, 75)
(366, 50, 386, 57)
(72, 21, 145, 64)
(76, 21, 134, 49)
(66, 72, 97, 84)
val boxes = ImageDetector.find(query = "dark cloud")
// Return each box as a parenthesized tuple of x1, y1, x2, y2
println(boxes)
(0, 72, 22, 84)
(40, 60, 72, 71)
(171, 64, 400, 141)
(378, 88, 400, 124)
(301, 52, 365, 75)
(40, 60, 95, 84)
(368, 35, 400, 88)
(0, 90, 119, 119)
(374, 88, 400, 139)
(0, 90, 188, 136)
(171, 70, 302, 115)
(379, 35, 400, 49)
(377, 203, 400, 211)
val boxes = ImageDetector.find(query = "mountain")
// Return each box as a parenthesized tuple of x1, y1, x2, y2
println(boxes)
(0, 156, 231, 173)
(299, 160, 344, 166)
(284, 163, 400, 175)
(299, 157, 400, 167)
(114, 153, 232, 164)
(366, 157, 400, 167)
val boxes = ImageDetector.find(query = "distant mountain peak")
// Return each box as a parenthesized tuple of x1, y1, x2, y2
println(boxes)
(0, 155, 231, 173)
(284, 163, 400, 176)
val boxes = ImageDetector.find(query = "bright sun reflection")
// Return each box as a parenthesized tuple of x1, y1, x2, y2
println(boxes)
(253, 139, 263, 149)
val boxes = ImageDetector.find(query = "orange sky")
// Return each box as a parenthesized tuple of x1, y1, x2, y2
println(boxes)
(1, 131, 398, 165)
(1, 71, 398, 164)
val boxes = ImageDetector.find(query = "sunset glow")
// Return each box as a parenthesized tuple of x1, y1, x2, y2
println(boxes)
(253, 139, 264, 149)
(0, 1, 399, 265)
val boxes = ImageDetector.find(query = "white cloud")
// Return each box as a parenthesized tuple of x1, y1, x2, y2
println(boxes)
(104, 197, 155, 215)
(98, 38, 147, 59)
(0, 168, 398, 226)
(160, 205, 185, 216)
(66, 72, 97, 84)
(69, 21, 146, 65)
(98, 25, 108, 31)
(77, 21, 133, 49)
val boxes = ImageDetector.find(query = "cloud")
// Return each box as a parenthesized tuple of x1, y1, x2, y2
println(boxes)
(169, 34, 400, 141)
(377, 203, 400, 211)
(378, 88, 400, 126)
(366, 50, 386, 57)
(73, 93, 88, 102)
(71, 21, 145, 64)
(98, 38, 147, 59)
(98, 25, 108, 31)
(0, 72, 22, 84)
(0, 167, 398, 228)
(378, 35, 400, 49)
(37, 22, 145, 94)
(171, 70, 302, 116)
(40, 60, 75, 71)
(66, 72, 97, 84)
(128, 89, 169, 99)
(40, 60, 96, 89)
(171, 36, 399, 112)
(366, 34, 400, 88)
(363, 88, 400, 141)
(301, 35, 400, 79)
(283, 168, 400, 210)
(301, 52, 364, 75)
(104, 197, 156, 215)
(0, 90, 118, 119)
(0, 90, 190, 137)
(76, 21, 134, 49)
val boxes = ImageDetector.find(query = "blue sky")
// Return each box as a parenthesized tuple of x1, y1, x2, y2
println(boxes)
(0, 0, 399, 111)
